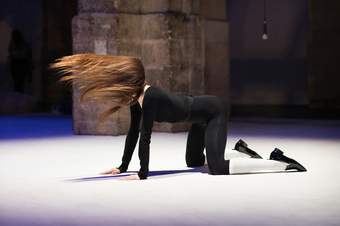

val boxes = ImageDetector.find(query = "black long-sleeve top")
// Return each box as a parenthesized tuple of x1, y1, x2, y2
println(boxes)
(117, 86, 193, 179)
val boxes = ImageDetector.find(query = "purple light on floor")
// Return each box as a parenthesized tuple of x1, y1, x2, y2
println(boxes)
(229, 118, 340, 140)
(1, 115, 340, 140)
(0, 115, 73, 140)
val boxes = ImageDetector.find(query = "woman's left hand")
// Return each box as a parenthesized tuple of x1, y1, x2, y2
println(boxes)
(119, 174, 140, 180)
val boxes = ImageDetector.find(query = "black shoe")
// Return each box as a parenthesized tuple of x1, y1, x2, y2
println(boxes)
(270, 148, 307, 172)
(233, 139, 263, 159)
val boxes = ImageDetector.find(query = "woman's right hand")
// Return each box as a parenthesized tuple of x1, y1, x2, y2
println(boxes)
(100, 167, 121, 175)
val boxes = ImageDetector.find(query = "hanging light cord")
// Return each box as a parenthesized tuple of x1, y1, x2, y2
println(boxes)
(262, 0, 268, 40)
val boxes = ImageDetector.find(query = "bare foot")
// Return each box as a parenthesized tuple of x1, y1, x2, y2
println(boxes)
(100, 167, 121, 175)
(119, 174, 140, 181)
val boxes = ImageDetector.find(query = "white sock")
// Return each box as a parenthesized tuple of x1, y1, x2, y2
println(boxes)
(225, 148, 251, 160)
(229, 158, 289, 174)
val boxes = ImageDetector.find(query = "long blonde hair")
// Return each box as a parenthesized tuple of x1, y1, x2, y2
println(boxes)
(50, 53, 145, 124)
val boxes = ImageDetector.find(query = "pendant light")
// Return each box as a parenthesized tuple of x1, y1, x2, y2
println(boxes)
(262, 0, 268, 40)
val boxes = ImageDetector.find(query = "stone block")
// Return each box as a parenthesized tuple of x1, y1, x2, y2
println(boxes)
(204, 20, 229, 43)
(201, 16, 229, 103)
(200, 0, 227, 20)
(91, 14, 117, 38)
(168, 14, 201, 40)
(146, 64, 204, 96)
(168, 65, 190, 93)
(140, 14, 169, 40)
(169, 38, 202, 66)
(141, 40, 171, 67)
(72, 15, 91, 35)
(141, 0, 169, 13)
(72, 13, 117, 39)
(168, 0, 194, 14)
(116, 13, 202, 46)
(72, 13, 117, 53)
(112, 0, 199, 14)
(114, 39, 141, 56)
(111, 0, 142, 13)
(78, 0, 116, 13)
(191, 0, 201, 14)
(145, 68, 172, 90)
(188, 66, 205, 95)
(204, 42, 229, 103)
(72, 39, 94, 53)
(115, 14, 141, 39)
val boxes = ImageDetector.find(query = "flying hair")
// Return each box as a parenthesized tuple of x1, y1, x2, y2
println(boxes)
(50, 53, 146, 125)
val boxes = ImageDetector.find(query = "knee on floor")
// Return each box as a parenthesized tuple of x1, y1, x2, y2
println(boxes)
(186, 158, 205, 167)
(207, 160, 230, 175)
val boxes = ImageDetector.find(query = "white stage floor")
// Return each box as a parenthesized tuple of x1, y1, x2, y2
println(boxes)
(1, 115, 340, 226)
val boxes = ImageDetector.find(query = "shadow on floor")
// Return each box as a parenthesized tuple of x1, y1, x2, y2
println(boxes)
(65, 166, 306, 182)
(66, 167, 210, 182)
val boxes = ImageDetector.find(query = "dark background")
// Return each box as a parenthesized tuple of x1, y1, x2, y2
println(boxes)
(0, 0, 339, 119)
(229, 0, 308, 113)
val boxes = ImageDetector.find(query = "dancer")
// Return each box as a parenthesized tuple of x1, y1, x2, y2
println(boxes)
(51, 53, 306, 180)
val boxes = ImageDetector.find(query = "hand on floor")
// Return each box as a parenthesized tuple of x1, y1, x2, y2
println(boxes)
(100, 167, 121, 175)
(119, 174, 140, 181)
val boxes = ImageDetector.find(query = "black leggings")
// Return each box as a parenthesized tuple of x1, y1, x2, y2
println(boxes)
(185, 95, 230, 175)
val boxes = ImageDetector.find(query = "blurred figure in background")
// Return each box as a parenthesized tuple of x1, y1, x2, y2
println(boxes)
(8, 29, 32, 93)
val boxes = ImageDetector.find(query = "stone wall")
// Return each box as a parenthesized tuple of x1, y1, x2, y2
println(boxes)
(201, 0, 229, 105)
(72, 0, 229, 135)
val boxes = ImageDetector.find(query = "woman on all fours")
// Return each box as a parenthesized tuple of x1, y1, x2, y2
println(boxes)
(51, 53, 306, 180)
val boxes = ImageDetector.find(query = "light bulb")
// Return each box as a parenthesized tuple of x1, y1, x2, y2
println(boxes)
(262, 33, 268, 40)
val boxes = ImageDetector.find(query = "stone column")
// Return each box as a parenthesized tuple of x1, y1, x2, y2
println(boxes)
(200, 0, 229, 105)
(72, 1, 122, 135)
(72, 0, 205, 135)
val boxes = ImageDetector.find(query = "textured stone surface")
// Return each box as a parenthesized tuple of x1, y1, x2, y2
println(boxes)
(72, 0, 229, 135)
(204, 20, 229, 105)
(72, 13, 124, 135)
(112, 0, 199, 14)
(78, 0, 201, 14)
(78, 0, 116, 13)
(72, 0, 214, 135)
(200, 0, 228, 20)
(201, 1, 229, 106)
